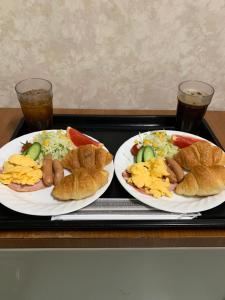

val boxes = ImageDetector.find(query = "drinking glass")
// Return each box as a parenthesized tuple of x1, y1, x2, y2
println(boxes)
(176, 80, 214, 133)
(15, 78, 53, 131)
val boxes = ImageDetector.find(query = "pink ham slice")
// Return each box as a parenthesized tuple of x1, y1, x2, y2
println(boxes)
(8, 180, 46, 192)
(122, 170, 130, 180)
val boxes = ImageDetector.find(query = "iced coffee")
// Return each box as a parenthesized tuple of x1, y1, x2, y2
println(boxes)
(176, 81, 214, 133)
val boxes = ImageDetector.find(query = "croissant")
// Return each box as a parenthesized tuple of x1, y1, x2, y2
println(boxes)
(62, 144, 113, 171)
(175, 165, 225, 196)
(52, 167, 109, 200)
(174, 141, 225, 170)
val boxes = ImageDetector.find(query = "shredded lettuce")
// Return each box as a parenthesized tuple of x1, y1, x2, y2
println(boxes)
(33, 130, 75, 162)
(139, 131, 178, 158)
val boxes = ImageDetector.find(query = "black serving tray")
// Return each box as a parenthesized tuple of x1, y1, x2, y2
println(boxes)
(0, 114, 224, 230)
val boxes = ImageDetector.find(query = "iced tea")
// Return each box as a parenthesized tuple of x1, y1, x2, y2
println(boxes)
(15, 78, 53, 131)
(18, 89, 53, 131)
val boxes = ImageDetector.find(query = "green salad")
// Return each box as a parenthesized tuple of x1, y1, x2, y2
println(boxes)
(137, 131, 179, 158)
(33, 130, 74, 162)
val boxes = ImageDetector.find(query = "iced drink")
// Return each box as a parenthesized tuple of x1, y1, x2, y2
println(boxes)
(15, 79, 53, 131)
(176, 81, 214, 133)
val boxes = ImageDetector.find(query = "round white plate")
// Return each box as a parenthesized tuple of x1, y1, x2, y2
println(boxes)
(0, 130, 114, 216)
(114, 130, 225, 214)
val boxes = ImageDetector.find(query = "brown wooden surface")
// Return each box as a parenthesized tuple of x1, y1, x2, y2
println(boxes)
(0, 108, 225, 248)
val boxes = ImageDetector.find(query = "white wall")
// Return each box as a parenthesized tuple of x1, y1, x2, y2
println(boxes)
(0, 0, 225, 110)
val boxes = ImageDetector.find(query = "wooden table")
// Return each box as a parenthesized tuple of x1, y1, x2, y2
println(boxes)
(0, 108, 225, 248)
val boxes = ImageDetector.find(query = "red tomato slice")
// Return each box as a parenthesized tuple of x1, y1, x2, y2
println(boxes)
(67, 127, 101, 147)
(172, 134, 202, 148)
(131, 144, 140, 156)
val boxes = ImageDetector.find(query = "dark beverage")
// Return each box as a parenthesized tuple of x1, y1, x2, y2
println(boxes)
(176, 82, 214, 133)
(176, 97, 208, 133)
(18, 89, 53, 131)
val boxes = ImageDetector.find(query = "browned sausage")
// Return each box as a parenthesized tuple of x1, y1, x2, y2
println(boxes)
(42, 154, 53, 186)
(166, 165, 177, 184)
(53, 159, 64, 186)
(166, 157, 184, 183)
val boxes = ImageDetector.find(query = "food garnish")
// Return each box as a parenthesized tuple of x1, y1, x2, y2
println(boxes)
(171, 135, 202, 148)
(136, 145, 155, 163)
(130, 144, 140, 156)
(132, 131, 179, 162)
(67, 126, 102, 147)
(21, 141, 33, 154)
(33, 130, 74, 161)
(25, 142, 42, 160)
(136, 147, 145, 163)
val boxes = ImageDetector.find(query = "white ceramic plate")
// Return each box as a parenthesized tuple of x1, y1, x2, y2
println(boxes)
(114, 130, 225, 214)
(0, 131, 114, 216)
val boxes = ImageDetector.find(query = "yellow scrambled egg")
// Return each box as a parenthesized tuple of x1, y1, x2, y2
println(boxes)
(0, 154, 42, 185)
(127, 157, 172, 198)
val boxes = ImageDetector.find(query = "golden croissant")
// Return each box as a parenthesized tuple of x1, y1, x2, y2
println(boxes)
(62, 144, 113, 171)
(175, 165, 225, 196)
(52, 167, 109, 200)
(174, 141, 225, 170)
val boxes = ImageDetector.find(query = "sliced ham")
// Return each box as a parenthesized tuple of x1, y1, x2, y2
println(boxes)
(122, 170, 130, 180)
(8, 180, 46, 192)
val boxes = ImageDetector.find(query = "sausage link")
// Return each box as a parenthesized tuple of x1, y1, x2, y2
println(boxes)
(166, 165, 177, 184)
(42, 154, 53, 187)
(166, 157, 184, 183)
(53, 159, 64, 186)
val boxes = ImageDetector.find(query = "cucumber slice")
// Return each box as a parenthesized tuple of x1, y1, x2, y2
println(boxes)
(26, 142, 42, 160)
(143, 146, 155, 162)
(136, 147, 144, 163)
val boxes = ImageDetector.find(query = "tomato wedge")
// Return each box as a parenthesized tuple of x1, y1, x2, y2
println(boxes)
(172, 134, 202, 148)
(67, 127, 102, 147)
(130, 144, 140, 156)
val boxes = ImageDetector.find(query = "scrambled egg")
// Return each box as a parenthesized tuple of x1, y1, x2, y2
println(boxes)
(0, 154, 42, 185)
(127, 157, 172, 198)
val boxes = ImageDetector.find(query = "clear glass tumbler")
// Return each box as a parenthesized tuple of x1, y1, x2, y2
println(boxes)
(176, 80, 214, 133)
(15, 78, 53, 131)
